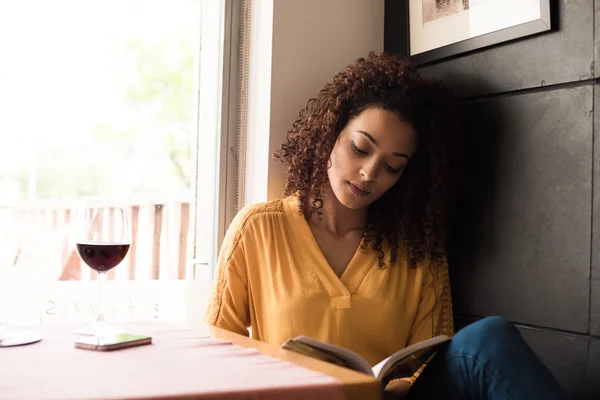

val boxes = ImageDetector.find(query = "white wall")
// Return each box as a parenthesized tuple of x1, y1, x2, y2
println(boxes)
(244, 0, 385, 205)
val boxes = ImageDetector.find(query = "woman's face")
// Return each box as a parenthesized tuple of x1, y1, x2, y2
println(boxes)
(327, 107, 417, 210)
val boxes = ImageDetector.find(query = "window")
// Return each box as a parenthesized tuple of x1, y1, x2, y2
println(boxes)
(0, 0, 242, 326)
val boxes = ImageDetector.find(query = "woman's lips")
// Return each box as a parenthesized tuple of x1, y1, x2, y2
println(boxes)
(347, 182, 370, 197)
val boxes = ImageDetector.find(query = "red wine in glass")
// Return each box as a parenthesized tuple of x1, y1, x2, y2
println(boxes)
(76, 243, 130, 273)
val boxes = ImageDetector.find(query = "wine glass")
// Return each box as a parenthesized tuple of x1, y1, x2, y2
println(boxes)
(73, 203, 131, 336)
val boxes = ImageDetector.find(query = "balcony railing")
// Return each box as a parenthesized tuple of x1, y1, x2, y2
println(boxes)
(0, 196, 192, 282)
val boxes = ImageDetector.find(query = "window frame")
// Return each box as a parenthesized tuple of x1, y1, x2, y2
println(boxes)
(190, 0, 244, 280)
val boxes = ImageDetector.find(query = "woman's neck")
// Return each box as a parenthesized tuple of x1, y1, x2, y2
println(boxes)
(307, 186, 367, 236)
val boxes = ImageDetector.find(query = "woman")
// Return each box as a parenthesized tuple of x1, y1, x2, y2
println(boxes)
(204, 52, 566, 399)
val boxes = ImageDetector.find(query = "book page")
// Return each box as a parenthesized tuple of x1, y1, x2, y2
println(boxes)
(282, 336, 374, 376)
(373, 335, 450, 384)
(281, 339, 349, 368)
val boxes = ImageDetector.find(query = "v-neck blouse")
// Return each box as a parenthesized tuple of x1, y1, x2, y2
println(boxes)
(204, 196, 454, 366)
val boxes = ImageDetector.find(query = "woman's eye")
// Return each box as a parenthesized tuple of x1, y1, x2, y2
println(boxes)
(351, 142, 368, 155)
(385, 164, 403, 174)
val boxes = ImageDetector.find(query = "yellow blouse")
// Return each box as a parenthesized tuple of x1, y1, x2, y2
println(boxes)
(204, 195, 454, 381)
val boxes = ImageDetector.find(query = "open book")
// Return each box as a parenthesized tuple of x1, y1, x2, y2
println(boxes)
(281, 335, 450, 386)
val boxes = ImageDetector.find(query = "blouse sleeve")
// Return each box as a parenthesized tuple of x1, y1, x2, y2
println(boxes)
(398, 256, 455, 386)
(203, 209, 251, 337)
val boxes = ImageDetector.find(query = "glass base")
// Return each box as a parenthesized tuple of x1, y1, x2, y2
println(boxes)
(0, 326, 43, 347)
(73, 322, 124, 337)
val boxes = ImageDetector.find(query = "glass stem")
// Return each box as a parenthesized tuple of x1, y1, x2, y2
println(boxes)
(97, 272, 106, 324)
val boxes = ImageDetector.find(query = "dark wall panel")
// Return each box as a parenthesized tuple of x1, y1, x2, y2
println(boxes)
(593, 85, 600, 281)
(452, 86, 592, 332)
(591, 281, 600, 336)
(519, 327, 588, 398)
(420, 0, 594, 98)
(586, 339, 600, 399)
(595, 1, 600, 77)
(592, 85, 600, 338)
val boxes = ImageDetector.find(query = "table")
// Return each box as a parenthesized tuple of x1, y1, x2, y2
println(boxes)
(0, 323, 381, 399)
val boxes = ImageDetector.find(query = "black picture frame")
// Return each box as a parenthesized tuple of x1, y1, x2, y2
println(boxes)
(384, 0, 556, 66)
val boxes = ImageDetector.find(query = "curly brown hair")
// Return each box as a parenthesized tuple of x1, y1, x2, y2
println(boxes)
(274, 52, 461, 268)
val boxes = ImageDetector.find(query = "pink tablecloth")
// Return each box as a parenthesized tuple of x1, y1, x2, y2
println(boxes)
(0, 324, 345, 400)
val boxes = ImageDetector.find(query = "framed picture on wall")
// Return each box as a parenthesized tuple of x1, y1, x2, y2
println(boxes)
(384, 0, 554, 66)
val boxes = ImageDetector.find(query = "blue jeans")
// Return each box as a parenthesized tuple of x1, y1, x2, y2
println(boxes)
(405, 316, 567, 400)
